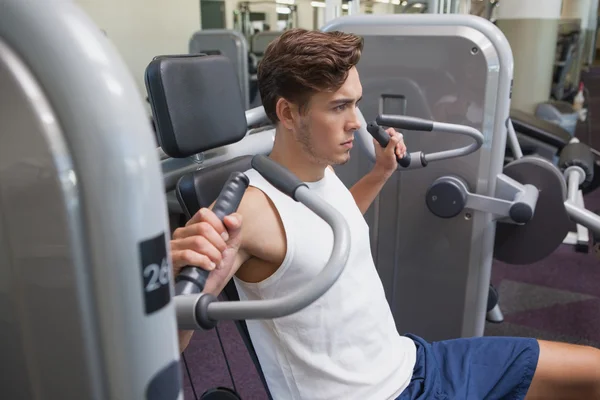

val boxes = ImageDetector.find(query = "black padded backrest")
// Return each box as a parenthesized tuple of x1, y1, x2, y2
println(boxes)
(145, 54, 247, 158)
(175, 156, 273, 399)
(510, 109, 572, 150)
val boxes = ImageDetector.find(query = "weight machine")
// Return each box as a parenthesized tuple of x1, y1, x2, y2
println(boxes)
(234, 1, 298, 40)
(3, 2, 600, 399)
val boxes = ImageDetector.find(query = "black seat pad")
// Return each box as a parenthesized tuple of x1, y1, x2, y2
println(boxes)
(510, 109, 572, 150)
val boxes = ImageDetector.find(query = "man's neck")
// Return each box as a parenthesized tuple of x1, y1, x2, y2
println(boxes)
(268, 128, 327, 183)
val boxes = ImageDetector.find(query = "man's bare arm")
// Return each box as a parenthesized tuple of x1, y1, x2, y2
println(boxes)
(328, 164, 395, 215)
(349, 167, 393, 214)
(331, 127, 405, 214)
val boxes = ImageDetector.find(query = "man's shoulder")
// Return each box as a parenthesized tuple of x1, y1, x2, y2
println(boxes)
(238, 185, 270, 215)
(237, 185, 286, 262)
(237, 186, 281, 236)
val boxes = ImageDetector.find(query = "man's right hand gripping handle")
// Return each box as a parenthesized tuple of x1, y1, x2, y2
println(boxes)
(170, 172, 248, 351)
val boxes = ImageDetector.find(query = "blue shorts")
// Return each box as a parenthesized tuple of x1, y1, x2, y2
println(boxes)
(396, 334, 540, 400)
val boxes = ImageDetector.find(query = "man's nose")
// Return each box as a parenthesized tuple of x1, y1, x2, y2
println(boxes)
(346, 109, 361, 131)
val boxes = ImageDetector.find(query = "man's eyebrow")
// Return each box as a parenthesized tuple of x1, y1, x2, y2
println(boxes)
(329, 96, 362, 105)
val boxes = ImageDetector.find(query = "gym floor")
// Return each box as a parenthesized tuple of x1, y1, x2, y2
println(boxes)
(181, 70, 600, 399)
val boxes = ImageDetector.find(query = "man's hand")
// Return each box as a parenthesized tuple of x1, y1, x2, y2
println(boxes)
(171, 207, 243, 277)
(373, 128, 407, 178)
(171, 207, 243, 354)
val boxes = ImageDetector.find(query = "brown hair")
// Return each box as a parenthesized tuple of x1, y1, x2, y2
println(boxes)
(257, 28, 364, 123)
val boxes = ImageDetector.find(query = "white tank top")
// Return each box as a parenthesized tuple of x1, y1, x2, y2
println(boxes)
(233, 167, 416, 400)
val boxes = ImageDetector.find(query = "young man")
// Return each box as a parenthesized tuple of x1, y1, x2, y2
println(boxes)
(170, 29, 600, 399)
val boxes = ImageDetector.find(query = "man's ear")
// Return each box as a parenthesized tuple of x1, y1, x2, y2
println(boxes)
(275, 97, 297, 130)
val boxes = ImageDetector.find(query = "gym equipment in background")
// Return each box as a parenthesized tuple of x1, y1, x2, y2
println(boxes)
(321, 13, 510, 341)
(248, 31, 282, 107)
(189, 29, 250, 109)
(509, 109, 600, 253)
(552, 19, 582, 102)
(250, 31, 282, 59)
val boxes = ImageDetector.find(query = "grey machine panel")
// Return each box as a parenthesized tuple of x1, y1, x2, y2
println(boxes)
(323, 14, 513, 340)
(0, 0, 181, 399)
(189, 29, 250, 109)
(251, 31, 282, 55)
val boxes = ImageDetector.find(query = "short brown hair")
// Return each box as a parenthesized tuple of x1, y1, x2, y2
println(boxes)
(257, 29, 364, 123)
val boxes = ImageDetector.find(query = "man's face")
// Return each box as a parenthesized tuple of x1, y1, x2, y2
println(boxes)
(290, 67, 363, 166)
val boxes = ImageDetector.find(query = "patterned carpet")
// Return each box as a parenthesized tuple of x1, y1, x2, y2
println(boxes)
(180, 69, 600, 399)
(486, 234, 600, 348)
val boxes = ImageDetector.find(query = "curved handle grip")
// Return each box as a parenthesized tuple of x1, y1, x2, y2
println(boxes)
(376, 114, 433, 132)
(175, 171, 249, 296)
(176, 157, 351, 327)
(206, 184, 351, 321)
(366, 121, 411, 167)
(251, 155, 307, 200)
(375, 114, 484, 165)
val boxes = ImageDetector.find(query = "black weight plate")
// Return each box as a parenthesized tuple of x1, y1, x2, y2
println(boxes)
(201, 387, 242, 400)
(582, 160, 600, 195)
(494, 156, 571, 265)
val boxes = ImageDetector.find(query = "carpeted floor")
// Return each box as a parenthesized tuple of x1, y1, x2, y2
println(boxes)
(180, 69, 600, 400)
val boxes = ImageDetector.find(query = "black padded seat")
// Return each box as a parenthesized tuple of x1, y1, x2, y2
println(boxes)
(510, 108, 572, 150)
(175, 155, 274, 400)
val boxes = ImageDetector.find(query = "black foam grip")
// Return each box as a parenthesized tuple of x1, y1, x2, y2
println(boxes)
(376, 114, 434, 132)
(251, 155, 307, 200)
(175, 172, 249, 296)
(212, 172, 250, 220)
(366, 122, 411, 167)
(558, 142, 595, 187)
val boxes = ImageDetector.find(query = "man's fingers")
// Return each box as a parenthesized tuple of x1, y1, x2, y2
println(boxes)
(387, 134, 401, 154)
(223, 214, 243, 248)
(171, 236, 222, 266)
(223, 213, 242, 232)
(396, 142, 407, 158)
(172, 222, 227, 253)
(383, 128, 406, 158)
(186, 208, 228, 240)
(186, 207, 207, 226)
(171, 249, 216, 272)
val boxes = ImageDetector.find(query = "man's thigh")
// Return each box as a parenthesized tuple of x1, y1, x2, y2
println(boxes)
(525, 340, 600, 399)
(399, 334, 540, 400)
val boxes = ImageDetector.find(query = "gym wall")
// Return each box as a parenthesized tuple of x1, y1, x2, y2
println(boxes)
(75, 0, 200, 102)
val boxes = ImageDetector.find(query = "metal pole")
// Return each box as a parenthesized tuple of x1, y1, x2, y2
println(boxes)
(325, 0, 342, 23)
